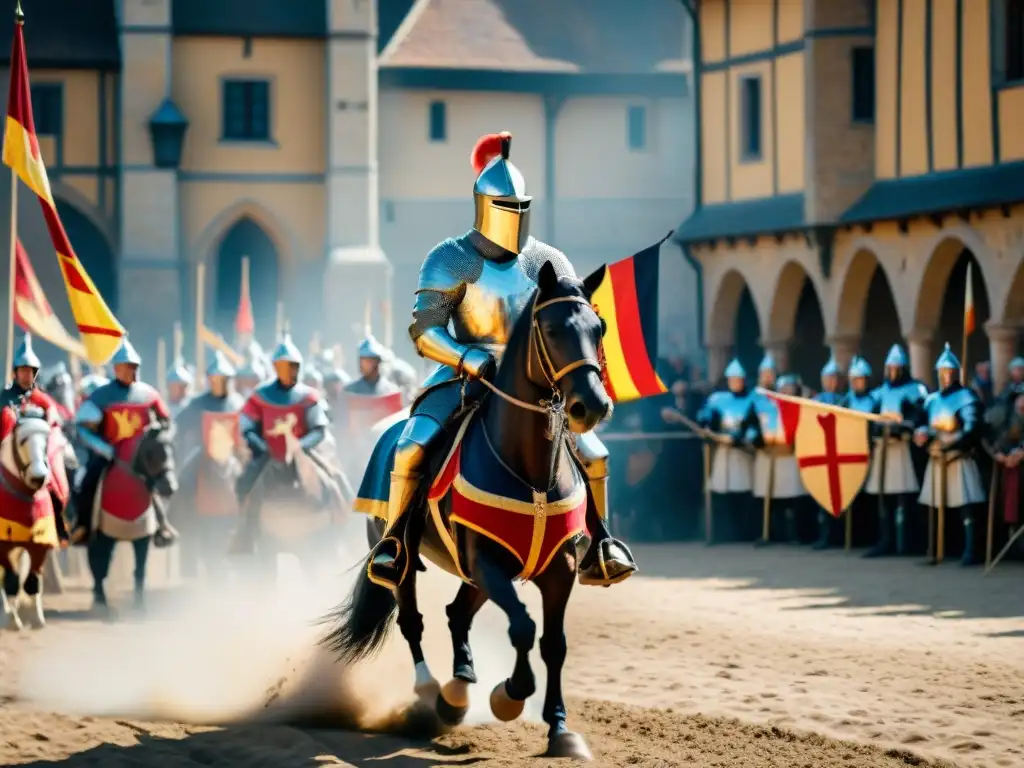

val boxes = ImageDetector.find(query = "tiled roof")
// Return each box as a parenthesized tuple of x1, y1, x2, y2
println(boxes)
(674, 194, 807, 244)
(0, 0, 119, 70)
(380, 0, 689, 74)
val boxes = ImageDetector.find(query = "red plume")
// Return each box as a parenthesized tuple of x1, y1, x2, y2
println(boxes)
(470, 132, 507, 175)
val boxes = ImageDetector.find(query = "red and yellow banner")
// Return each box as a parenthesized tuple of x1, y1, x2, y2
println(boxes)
(13, 238, 86, 357)
(587, 236, 670, 403)
(3, 17, 124, 365)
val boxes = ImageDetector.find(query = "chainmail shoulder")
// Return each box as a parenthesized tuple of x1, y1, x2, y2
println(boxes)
(518, 237, 577, 281)
(409, 234, 483, 341)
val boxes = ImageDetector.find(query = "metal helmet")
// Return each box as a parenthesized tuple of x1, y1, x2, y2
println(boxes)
(724, 358, 745, 379)
(271, 334, 303, 366)
(12, 333, 41, 370)
(303, 367, 324, 387)
(820, 355, 839, 378)
(757, 352, 776, 373)
(166, 357, 194, 386)
(358, 332, 386, 360)
(935, 342, 960, 371)
(777, 373, 802, 390)
(1009, 356, 1024, 371)
(884, 343, 909, 368)
(206, 350, 236, 378)
(111, 337, 142, 366)
(79, 373, 109, 398)
(848, 356, 872, 379)
(471, 132, 531, 254)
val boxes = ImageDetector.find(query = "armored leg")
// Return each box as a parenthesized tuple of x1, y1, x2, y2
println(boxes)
(575, 433, 638, 587)
(960, 505, 980, 566)
(366, 414, 441, 591)
(863, 495, 893, 558)
(69, 456, 107, 547)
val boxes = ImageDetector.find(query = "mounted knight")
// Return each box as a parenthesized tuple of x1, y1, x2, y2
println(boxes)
(362, 131, 637, 591)
(1, 334, 62, 425)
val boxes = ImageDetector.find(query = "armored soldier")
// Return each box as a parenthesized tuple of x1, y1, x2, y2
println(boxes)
(862, 344, 927, 557)
(913, 344, 986, 565)
(365, 131, 636, 590)
(231, 334, 332, 550)
(810, 356, 847, 548)
(696, 359, 757, 541)
(0, 334, 61, 424)
(41, 361, 76, 423)
(342, 335, 403, 413)
(70, 338, 172, 544)
(174, 350, 245, 579)
(166, 357, 194, 417)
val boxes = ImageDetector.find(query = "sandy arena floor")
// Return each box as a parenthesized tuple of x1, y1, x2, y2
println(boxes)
(0, 540, 1021, 767)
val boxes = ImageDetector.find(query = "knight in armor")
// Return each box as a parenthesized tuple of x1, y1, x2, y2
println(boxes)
(174, 350, 246, 579)
(810, 355, 845, 548)
(345, 334, 401, 398)
(41, 361, 76, 423)
(166, 357, 194, 417)
(231, 334, 332, 551)
(71, 338, 172, 544)
(749, 354, 804, 545)
(913, 344, 986, 565)
(696, 359, 757, 542)
(0, 334, 61, 424)
(364, 131, 637, 590)
(863, 344, 928, 557)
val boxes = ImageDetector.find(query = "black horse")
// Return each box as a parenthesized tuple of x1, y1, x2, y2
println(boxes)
(322, 261, 612, 761)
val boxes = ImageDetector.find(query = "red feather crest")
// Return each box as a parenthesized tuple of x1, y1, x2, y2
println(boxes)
(470, 132, 508, 175)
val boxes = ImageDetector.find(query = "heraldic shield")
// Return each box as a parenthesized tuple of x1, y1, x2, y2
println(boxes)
(202, 411, 240, 464)
(344, 391, 404, 433)
(793, 406, 871, 518)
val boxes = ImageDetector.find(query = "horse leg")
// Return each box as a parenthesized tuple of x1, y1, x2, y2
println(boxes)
(436, 582, 487, 726)
(131, 536, 152, 612)
(0, 544, 23, 631)
(22, 545, 51, 630)
(472, 545, 536, 722)
(394, 558, 439, 704)
(86, 532, 116, 615)
(535, 552, 591, 760)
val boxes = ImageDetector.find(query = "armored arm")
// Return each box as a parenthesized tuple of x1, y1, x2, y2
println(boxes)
(238, 399, 268, 455)
(944, 396, 983, 453)
(75, 400, 113, 461)
(298, 398, 329, 452)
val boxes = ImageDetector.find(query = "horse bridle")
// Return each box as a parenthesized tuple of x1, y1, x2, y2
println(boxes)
(478, 293, 603, 420)
(0, 405, 48, 500)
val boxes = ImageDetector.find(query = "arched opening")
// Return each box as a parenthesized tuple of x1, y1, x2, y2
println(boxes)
(56, 199, 117, 312)
(936, 249, 990, 375)
(835, 249, 901, 385)
(1001, 261, 1024, 358)
(214, 217, 280, 347)
(707, 269, 762, 379)
(734, 285, 761, 377)
(766, 261, 827, 384)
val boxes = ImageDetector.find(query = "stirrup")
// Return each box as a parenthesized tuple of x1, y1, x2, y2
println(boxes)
(578, 538, 637, 587)
(367, 536, 407, 590)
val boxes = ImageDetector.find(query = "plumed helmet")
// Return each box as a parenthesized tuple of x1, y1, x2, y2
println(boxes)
(884, 344, 909, 368)
(471, 132, 531, 254)
(206, 350, 236, 378)
(848, 356, 872, 378)
(12, 333, 41, 370)
(724, 358, 745, 379)
(935, 342, 960, 371)
(110, 337, 141, 366)
(271, 334, 303, 366)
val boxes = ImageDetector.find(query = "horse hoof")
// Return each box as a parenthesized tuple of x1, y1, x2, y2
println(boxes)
(27, 597, 45, 630)
(1, 608, 23, 632)
(489, 680, 525, 722)
(436, 679, 470, 726)
(544, 731, 592, 761)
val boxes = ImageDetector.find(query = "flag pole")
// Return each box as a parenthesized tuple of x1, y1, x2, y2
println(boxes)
(195, 262, 206, 377)
(961, 262, 973, 386)
(3, 4, 22, 381)
(237, 255, 250, 347)
(156, 337, 168, 399)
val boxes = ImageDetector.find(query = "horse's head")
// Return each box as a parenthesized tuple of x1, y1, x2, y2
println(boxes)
(5, 405, 53, 491)
(135, 415, 179, 497)
(527, 261, 613, 434)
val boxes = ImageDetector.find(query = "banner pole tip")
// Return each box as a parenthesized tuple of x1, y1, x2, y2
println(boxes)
(14, 0, 23, 23)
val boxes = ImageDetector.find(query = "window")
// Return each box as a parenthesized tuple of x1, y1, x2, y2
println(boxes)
(627, 105, 647, 150)
(428, 100, 446, 142)
(739, 76, 762, 161)
(851, 46, 875, 123)
(1006, 0, 1024, 81)
(30, 84, 62, 137)
(221, 79, 271, 141)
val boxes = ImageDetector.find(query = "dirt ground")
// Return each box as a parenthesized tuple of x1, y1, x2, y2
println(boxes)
(0, 541, 1021, 767)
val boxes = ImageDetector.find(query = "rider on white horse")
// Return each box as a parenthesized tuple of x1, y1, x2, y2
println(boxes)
(0, 334, 62, 425)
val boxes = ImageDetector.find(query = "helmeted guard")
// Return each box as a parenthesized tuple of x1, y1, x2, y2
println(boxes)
(748, 353, 803, 544)
(70, 337, 172, 544)
(41, 360, 76, 423)
(843, 357, 876, 413)
(0, 334, 61, 425)
(231, 334, 332, 550)
(364, 131, 636, 590)
(165, 357, 194, 417)
(816, 355, 844, 406)
(914, 344, 986, 565)
(863, 343, 928, 557)
(342, 333, 403, 421)
(696, 358, 757, 541)
(1001, 357, 1024, 405)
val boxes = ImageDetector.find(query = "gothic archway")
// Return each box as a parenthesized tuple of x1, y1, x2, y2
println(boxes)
(214, 217, 280, 347)
(56, 199, 117, 312)
(707, 269, 763, 381)
(767, 261, 827, 383)
(835, 248, 901, 382)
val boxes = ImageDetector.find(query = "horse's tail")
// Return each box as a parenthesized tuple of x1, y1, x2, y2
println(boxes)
(319, 524, 397, 663)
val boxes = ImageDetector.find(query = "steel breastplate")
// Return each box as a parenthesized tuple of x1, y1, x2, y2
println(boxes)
(927, 388, 974, 432)
(450, 255, 535, 349)
(716, 392, 751, 431)
(846, 392, 875, 413)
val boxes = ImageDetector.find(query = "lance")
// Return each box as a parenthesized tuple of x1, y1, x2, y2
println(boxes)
(156, 337, 168, 399)
(937, 450, 948, 563)
(762, 451, 775, 544)
(985, 459, 999, 569)
(987, 519, 1024, 574)
(927, 446, 937, 563)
